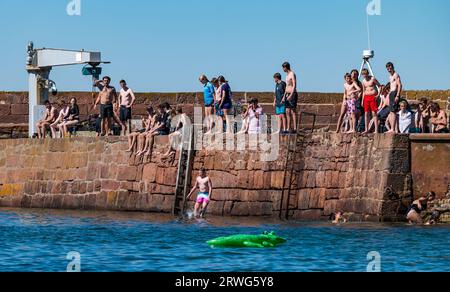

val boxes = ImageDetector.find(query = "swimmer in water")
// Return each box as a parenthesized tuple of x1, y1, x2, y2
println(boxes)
(187, 168, 213, 219)
(330, 212, 347, 224)
(406, 192, 436, 224)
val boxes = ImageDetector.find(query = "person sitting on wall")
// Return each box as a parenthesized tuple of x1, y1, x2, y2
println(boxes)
(416, 97, 431, 133)
(58, 97, 80, 138)
(430, 102, 449, 133)
(50, 100, 69, 139)
(398, 101, 412, 134)
(127, 106, 156, 153)
(138, 104, 171, 157)
(237, 104, 250, 134)
(36, 100, 57, 139)
(187, 167, 213, 219)
(162, 108, 189, 159)
(407, 192, 436, 224)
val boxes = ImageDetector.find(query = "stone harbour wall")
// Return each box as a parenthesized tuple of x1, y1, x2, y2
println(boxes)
(1, 90, 449, 138)
(0, 133, 416, 221)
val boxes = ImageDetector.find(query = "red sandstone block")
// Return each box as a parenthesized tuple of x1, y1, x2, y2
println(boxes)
(223, 201, 234, 216)
(114, 191, 129, 210)
(315, 171, 326, 188)
(331, 171, 340, 188)
(117, 166, 137, 181)
(206, 200, 225, 216)
(209, 170, 238, 189)
(145, 194, 165, 211)
(155, 167, 166, 185)
(306, 171, 316, 188)
(0, 104, 10, 116)
(297, 189, 310, 210)
(250, 170, 264, 189)
(163, 168, 177, 186)
(142, 164, 157, 183)
(213, 189, 241, 201)
(292, 209, 323, 221)
(86, 163, 99, 181)
(243, 190, 273, 202)
(95, 191, 108, 210)
(11, 104, 28, 115)
(106, 191, 118, 209)
(270, 171, 284, 189)
(102, 180, 121, 191)
(230, 202, 251, 216)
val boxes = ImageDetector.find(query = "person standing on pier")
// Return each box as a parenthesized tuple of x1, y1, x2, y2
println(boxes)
(361, 68, 381, 134)
(199, 75, 215, 134)
(386, 62, 403, 134)
(118, 80, 136, 136)
(282, 62, 298, 133)
(217, 76, 234, 134)
(93, 76, 118, 136)
(273, 73, 287, 134)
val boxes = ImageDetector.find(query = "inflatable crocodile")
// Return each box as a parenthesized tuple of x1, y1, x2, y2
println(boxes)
(207, 231, 287, 248)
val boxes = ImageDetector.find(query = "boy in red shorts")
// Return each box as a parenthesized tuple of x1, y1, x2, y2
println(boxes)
(361, 69, 381, 134)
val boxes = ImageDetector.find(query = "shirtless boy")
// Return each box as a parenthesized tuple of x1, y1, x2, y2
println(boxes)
(339, 73, 361, 133)
(430, 103, 449, 133)
(187, 168, 213, 218)
(94, 76, 118, 136)
(36, 100, 57, 139)
(119, 80, 136, 135)
(386, 62, 402, 133)
(361, 69, 381, 134)
(282, 62, 298, 133)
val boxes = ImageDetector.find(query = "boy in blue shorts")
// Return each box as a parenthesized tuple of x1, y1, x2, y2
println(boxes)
(273, 73, 287, 134)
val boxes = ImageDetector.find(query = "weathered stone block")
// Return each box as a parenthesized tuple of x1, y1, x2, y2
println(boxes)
(117, 166, 137, 181)
(297, 189, 310, 210)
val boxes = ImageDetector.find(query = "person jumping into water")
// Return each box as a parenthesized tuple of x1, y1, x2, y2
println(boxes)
(187, 167, 213, 219)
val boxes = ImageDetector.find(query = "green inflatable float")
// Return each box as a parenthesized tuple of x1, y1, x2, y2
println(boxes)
(207, 231, 287, 248)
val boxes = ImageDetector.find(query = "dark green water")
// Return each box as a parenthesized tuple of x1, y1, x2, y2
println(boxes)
(0, 208, 448, 272)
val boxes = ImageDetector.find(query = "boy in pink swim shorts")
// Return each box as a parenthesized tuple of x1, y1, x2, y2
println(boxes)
(187, 168, 213, 218)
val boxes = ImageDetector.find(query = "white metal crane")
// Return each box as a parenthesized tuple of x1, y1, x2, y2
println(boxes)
(25, 41, 109, 137)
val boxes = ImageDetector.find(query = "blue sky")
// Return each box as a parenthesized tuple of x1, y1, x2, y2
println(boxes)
(0, 0, 449, 92)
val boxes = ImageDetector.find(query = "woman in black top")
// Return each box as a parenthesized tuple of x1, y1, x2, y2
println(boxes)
(59, 98, 80, 137)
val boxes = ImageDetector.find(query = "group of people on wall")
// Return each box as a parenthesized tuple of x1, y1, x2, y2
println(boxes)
(35, 61, 449, 140)
(336, 62, 449, 135)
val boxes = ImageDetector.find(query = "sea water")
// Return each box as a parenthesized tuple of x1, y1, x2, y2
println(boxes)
(0, 208, 448, 272)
